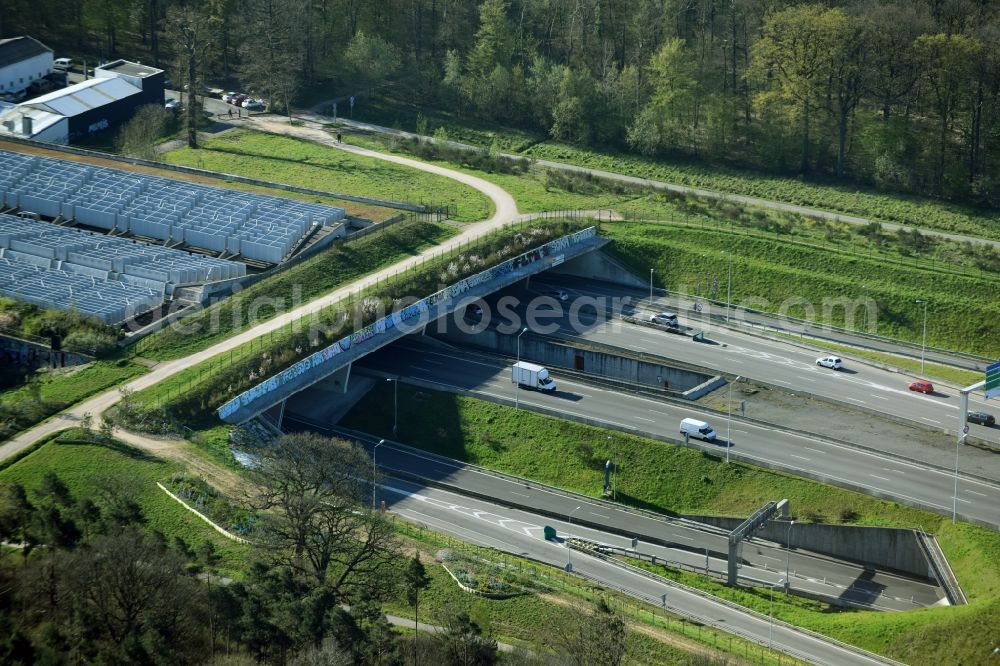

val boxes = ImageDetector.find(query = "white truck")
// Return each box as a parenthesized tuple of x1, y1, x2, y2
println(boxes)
(512, 361, 557, 392)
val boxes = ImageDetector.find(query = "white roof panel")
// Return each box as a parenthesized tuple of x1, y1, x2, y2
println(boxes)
(26, 77, 141, 118)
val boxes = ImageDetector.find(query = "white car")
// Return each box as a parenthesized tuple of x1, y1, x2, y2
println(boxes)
(221, 91, 238, 103)
(816, 356, 843, 370)
(548, 289, 569, 301)
(242, 98, 265, 111)
(649, 312, 679, 327)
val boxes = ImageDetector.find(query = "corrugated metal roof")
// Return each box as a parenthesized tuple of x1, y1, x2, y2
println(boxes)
(26, 77, 142, 118)
(0, 36, 52, 68)
(0, 105, 64, 137)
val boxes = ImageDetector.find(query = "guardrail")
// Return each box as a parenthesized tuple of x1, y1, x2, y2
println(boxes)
(318, 422, 731, 540)
(417, 340, 1000, 487)
(593, 553, 907, 666)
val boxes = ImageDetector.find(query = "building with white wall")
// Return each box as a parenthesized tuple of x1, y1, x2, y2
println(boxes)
(0, 36, 53, 96)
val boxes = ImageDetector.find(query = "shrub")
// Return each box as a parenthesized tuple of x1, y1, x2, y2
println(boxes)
(63, 330, 119, 358)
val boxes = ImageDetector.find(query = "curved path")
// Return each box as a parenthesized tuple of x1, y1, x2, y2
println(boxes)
(316, 112, 1000, 249)
(0, 120, 526, 461)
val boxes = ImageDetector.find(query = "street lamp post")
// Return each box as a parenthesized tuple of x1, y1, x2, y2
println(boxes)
(515, 327, 528, 411)
(769, 578, 785, 649)
(567, 505, 581, 571)
(386, 377, 398, 437)
(607, 435, 616, 500)
(726, 252, 733, 324)
(915, 299, 928, 374)
(372, 439, 385, 510)
(649, 268, 654, 306)
(785, 521, 795, 589)
(862, 285, 868, 332)
(726, 375, 741, 463)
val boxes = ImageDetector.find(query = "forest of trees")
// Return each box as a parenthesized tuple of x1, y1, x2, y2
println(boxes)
(5, 1, 1000, 203)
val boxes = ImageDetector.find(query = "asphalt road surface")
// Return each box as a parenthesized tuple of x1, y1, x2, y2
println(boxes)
(472, 276, 1000, 479)
(380, 475, 900, 666)
(324, 432, 944, 612)
(357, 339, 1000, 528)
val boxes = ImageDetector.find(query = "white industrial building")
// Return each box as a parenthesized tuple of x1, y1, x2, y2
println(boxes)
(0, 60, 163, 144)
(0, 36, 53, 96)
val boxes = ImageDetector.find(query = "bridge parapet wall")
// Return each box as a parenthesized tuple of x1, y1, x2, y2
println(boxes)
(217, 227, 603, 423)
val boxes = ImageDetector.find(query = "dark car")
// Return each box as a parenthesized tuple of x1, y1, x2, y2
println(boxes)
(967, 411, 996, 427)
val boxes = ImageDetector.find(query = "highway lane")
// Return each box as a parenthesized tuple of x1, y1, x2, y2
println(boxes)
(470, 277, 1000, 480)
(526, 275, 999, 449)
(358, 339, 1000, 528)
(325, 431, 942, 611)
(381, 475, 900, 665)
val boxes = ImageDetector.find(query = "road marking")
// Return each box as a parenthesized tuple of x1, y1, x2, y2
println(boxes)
(884, 468, 905, 474)
(411, 365, 433, 372)
(673, 534, 695, 541)
(870, 474, 890, 482)
(921, 417, 941, 424)
(803, 447, 824, 454)
(844, 397, 867, 405)
(590, 512, 610, 519)
(952, 497, 972, 504)
(790, 454, 811, 461)
(635, 416, 655, 423)
(869, 394, 889, 400)
(966, 490, 988, 497)
(511, 491, 529, 498)
(422, 359, 443, 365)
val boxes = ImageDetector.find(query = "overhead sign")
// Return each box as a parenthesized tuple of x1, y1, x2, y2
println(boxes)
(987, 361, 1000, 399)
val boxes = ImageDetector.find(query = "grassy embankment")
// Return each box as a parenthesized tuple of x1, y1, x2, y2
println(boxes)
(0, 138, 396, 222)
(387, 522, 787, 665)
(0, 220, 457, 444)
(0, 432, 772, 664)
(602, 221, 1000, 358)
(339, 131, 1000, 357)
(0, 433, 249, 575)
(0, 358, 148, 442)
(350, 96, 1000, 240)
(125, 220, 588, 440)
(137, 217, 458, 361)
(341, 383, 1000, 666)
(162, 129, 494, 223)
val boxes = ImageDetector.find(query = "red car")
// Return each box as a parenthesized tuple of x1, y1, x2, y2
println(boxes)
(908, 380, 934, 394)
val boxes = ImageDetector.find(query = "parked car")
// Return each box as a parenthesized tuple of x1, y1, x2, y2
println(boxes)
(164, 98, 181, 110)
(816, 356, 843, 370)
(222, 91, 238, 103)
(230, 94, 247, 107)
(908, 380, 934, 394)
(53, 57, 73, 71)
(548, 289, 569, 301)
(242, 98, 265, 111)
(967, 411, 996, 426)
(650, 312, 679, 327)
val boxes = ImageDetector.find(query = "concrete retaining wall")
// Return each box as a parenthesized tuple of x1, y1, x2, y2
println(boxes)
(685, 515, 933, 580)
(547, 249, 647, 288)
(434, 326, 714, 394)
(1, 334, 92, 369)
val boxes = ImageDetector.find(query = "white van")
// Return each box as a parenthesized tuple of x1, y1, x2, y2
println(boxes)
(53, 58, 73, 71)
(680, 418, 716, 441)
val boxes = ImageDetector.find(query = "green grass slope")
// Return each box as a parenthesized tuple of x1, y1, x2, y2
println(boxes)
(163, 130, 493, 222)
(0, 435, 248, 573)
(602, 221, 1000, 357)
(341, 383, 1000, 665)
